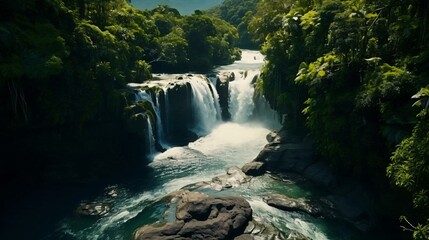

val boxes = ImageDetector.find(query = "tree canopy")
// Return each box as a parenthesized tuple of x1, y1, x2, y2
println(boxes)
(206, 0, 259, 48)
(0, 0, 239, 183)
(247, 0, 429, 238)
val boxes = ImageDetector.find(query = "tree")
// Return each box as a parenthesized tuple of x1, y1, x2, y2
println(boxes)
(388, 87, 429, 240)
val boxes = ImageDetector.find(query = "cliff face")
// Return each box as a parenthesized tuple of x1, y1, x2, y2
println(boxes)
(160, 81, 197, 145)
(130, 73, 224, 146)
(215, 72, 234, 121)
(242, 130, 377, 233)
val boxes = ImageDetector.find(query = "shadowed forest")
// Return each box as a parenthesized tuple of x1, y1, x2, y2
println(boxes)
(1, 0, 428, 239)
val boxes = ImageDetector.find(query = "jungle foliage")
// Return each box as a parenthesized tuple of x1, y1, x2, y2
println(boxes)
(206, 0, 259, 48)
(0, 0, 239, 183)
(248, 0, 429, 238)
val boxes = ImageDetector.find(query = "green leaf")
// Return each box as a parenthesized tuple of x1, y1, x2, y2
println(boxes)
(317, 70, 326, 78)
(412, 87, 429, 99)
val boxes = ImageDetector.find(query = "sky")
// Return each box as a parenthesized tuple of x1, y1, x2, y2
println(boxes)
(131, 0, 223, 15)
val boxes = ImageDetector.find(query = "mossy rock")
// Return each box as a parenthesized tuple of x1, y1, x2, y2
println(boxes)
(124, 100, 156, 125)
(126, 113, 147, 136)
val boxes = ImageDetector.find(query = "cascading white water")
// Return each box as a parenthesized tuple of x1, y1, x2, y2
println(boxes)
(136, 91, 164, 142)
(146, 117, 156, 155)
(188, 76, 221, 135)
(56, 50, 364, 240)
(254, 94, 282, 130)
(229, 70, 260, 122)
(132, 74, 222, 147)
(155, 91, 165, 143)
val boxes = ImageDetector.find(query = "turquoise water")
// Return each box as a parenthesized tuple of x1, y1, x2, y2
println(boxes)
(49, 122, 364, 240)
(1, 51, 370, 240)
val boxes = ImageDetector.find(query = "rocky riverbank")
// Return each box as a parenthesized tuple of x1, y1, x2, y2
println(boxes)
(128, 129, 378, 239)
(242, 130, 377, 233)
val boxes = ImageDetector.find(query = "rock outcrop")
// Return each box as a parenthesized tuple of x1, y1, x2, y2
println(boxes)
(216, 72, 235, 121)
(134, 191, 252, 240)
(241, 162, 265, 176)
(76, 203, 111, 216)
(243, 130, 376, 232)
(161, 81, 196, 145)
(183, 166, 251, 191)
(246, 130, 336, 188)
(263, 194, 335, 218)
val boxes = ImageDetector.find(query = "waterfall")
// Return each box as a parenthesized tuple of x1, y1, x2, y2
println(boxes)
(229, 70, 259, 122)
(163, 89, 170, 136)
(131, 74, 222, 148)
(188, 76, 221, 135)
(146, 117, 156, 155)
(253, 94, 282, 129)
(127, 50, 280, 152)
(155, 91, 165, 142)
(136, 91, 165, 146)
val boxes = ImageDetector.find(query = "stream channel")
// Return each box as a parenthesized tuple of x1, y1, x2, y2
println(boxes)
(9, 50, 365, 240)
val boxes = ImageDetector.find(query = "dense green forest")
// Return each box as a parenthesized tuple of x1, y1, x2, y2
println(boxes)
(132, 0, 223, 15)
(206, 0, 259, 48)
(0, 0, 239, 184)
(246, 0, 428, 238)
(1, 0, 428, 238)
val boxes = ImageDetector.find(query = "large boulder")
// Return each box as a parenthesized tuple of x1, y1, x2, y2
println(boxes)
(263, 194, 324, 217)
(246, 130, 337, 188)
(252, 142, 315, 174)
(134, 192, 252, 240)
(241, 162, 265, 176)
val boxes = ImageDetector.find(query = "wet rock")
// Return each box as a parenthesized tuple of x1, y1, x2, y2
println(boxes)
(266, 130, 299, 144)
(252, 142, 315, 175)
(250, 74, 259, 85)
(134, 221, 186, 240)
(242, 162, 265, 176)
(247, 216, 288, 239)
(76, 203, 111, 216)
(287, 231, 310, 240)
(268, 172, 307, 184)
(174, 191, 210, 220)
(105, 185, 119, 198)
(253, 130, 337, 188)
(266, 131, 278, 143)
(183, 166, 251, 191)
(244, 221, 255, 234)
(162, 81, 194, 145)
(234, 234, 253, 240)
(216, 72, 232, 121)
(210, 166, 250, 190)
(263, 194, 322, 217)
(134, 194, 252, 240)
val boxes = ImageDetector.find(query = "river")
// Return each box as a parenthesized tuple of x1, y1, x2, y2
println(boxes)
(3, 50, 365, 239)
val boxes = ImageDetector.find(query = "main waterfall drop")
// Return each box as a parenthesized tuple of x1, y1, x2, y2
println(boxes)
(128, 51, 280, 154)
(129, 74, 223, 147)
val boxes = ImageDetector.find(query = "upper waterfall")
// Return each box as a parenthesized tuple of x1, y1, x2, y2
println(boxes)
(229, 70, 259, 122)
